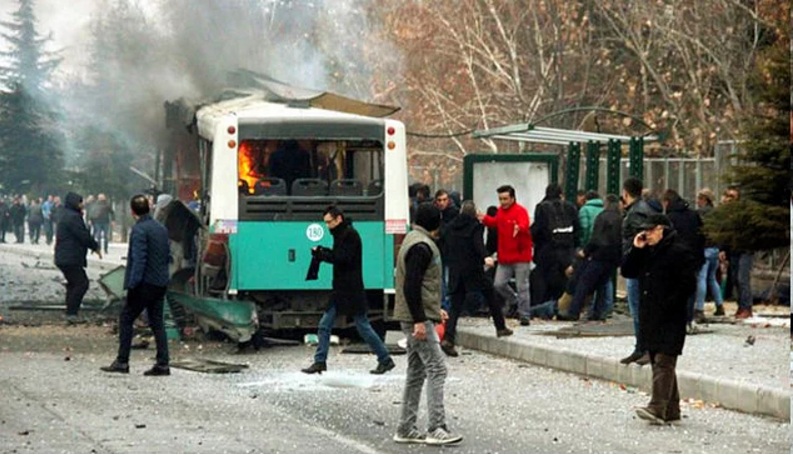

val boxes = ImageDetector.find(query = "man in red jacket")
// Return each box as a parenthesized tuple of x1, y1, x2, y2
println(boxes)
(479, 185, 534, 326)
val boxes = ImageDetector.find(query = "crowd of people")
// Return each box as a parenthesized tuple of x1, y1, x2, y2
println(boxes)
(391, 178, 755, 436)
(407, 180, 753, 335)
(0, 192, 115, 250)
(7, 179, 755, 443)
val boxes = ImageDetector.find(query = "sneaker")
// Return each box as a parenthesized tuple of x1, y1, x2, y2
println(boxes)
(519, 317, 530, 326)
(440, 340, 458, 357)
(301, 362, 327, 374)
(713, 305, 725, 316)
(370, 358, 396, 375)
(496, 328, 513, 338)
(425, 426, 463, 446)
(143, 365, 171, 376)
(393, 427, 426, 444)
(635, 407, 666, 425)
(64, 314, 85, 325)
(693, 309, 706, 324)
(100, 360, 129, 374)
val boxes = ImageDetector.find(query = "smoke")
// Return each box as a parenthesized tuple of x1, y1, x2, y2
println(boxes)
(48, 0, 401, 166)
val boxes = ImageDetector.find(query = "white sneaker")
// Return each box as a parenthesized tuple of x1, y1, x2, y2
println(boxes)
(425, 426, 463, 446)
(393, 427, 426, 444)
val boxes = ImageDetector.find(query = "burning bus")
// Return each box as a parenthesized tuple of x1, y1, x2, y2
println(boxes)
(162, 83, 409, 343)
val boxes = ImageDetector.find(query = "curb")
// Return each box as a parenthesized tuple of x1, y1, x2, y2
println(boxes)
(456, 328, 790, 421)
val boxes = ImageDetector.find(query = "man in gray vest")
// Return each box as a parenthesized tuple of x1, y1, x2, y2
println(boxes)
(392, 202, 462, 447)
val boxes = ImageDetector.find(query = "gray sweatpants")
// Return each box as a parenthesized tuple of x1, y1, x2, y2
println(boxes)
(397, 321, 448, 434)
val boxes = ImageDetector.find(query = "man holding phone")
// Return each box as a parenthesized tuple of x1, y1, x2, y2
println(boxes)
(621, 213, 699, 425)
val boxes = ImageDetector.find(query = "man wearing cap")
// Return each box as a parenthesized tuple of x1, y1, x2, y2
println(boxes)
(621, 213, 699, 425)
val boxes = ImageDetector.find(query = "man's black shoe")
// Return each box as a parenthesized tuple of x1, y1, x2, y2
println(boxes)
(100, 361, 130, 374)
(301, 362, 327, 374)
(440, 340, 459, 357)
(496, 328, 514, 338)
(143, 365, 170, 376)
(370, 358, 396, 375)
(713, 305, 725, 317)
(519, 317, 530, 326)
(556, 312, 579, 321)
(620, 351, 644, 365)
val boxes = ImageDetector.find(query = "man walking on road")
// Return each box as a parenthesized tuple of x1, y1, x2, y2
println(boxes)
(101, 195, 171, 376)
(621, 213, 698, 425)
(54, 192, 101, 323)
(301, 205, 396, 376)
(393, 202, 462, 446)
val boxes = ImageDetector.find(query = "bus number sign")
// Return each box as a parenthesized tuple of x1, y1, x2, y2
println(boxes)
(306, 223, 324, 242)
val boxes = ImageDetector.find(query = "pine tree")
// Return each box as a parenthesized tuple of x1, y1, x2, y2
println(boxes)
(0, 0, 64, 195)
(703, 42, 790, 252)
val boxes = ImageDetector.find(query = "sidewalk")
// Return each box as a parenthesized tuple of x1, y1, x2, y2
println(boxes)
(456, 313, 790, 420)
(2, 240, 789, 420)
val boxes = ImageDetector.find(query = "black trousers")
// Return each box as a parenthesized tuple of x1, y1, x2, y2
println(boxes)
(445, 275, 506, 345)
(117, 283, 169, 366)
(58, 265, 90, 316)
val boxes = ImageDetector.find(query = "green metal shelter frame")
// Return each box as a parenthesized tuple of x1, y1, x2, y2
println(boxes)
(473, 117, 659, 201)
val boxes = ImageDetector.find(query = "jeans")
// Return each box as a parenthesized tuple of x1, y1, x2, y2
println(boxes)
(58, 265, 90, 316)
(93, 222, 110, 253)
(590, 278, 614, 320)
(494, 262, 531, 319)
(117, 283, 169, 366)
(730, 253, 754, 310)
(568, 259, 613, 318)
(314, 304, 390, 364)
(397, 321, 448, 434)
(696, 247, 723, 311)
(626, 277, 643, 353)
(530, 300, 557, 319)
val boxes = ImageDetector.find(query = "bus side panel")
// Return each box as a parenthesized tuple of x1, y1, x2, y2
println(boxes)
(235, 221, 387, 290)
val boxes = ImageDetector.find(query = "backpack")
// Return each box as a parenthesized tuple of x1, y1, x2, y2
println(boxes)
(545, 200, 576, 247)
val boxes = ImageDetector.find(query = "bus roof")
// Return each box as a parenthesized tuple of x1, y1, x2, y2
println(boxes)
(196, 92, 399, 140)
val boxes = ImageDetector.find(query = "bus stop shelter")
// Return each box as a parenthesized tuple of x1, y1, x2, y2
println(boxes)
(473, 123, 659, 201)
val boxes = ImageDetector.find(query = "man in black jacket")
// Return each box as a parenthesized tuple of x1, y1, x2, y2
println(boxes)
(558, 194, 622, 321)
(531, 184, 580, 304)
(55, 192, 101, 323)
(440, 201, 512, 357)
(301, 206, 395, 375)
(102, 195, 171, 376)
(621, 213, 699, 425)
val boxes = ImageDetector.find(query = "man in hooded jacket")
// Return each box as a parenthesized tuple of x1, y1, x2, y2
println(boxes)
(55, 192, 101, 322)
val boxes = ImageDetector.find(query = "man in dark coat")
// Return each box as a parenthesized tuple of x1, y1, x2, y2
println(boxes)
(9, 196, 26, 243)
(531, 184, 580, 304)
(301, 205, 395, 375)
(54, 192, 101, 323)
(101, 195, 171, 376)
(621, 213, 699, 425)
(440, 201, 512, 357)
(559, 194, 622, 321)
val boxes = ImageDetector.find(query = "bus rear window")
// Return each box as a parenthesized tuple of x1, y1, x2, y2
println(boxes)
(238, 139, 383, 197)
